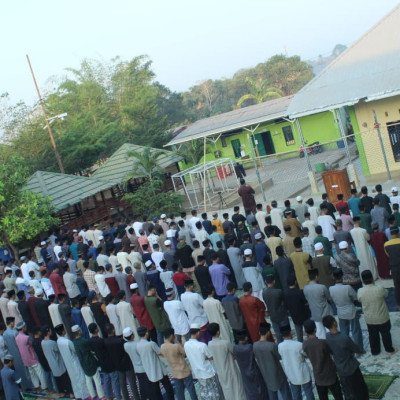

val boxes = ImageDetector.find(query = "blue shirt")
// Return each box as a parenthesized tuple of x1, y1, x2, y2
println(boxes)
(255, 242, 269, 266)
(209, 263, 231, 296)
(1, 366, 21, 400)
(88, 247, 97, 259)
(348, 197, 361, 217)
(202, 220, 213, 235)
(69, 243, 79, 261)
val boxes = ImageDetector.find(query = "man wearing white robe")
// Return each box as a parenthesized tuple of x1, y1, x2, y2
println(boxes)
(351, 217, 378, 279)
(203, 289, 232, 342)
(56, 324, 90, 399)
(116, 292, 138, 339)
(270, 201, 285, 237)
(207, 322, 246, 400)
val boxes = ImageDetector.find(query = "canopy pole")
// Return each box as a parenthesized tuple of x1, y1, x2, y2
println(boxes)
(244, 126, 266, 202)
(203, 137, 207, 211)
(373, 110, 392, 181)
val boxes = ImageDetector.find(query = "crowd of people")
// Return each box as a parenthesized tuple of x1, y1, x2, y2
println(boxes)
(0, 183, 400, 400)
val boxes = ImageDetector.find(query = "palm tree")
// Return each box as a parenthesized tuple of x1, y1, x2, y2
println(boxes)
(236, 77, 283, 108)
(175, 139, 209, 165)
(123, 146, 165, 184)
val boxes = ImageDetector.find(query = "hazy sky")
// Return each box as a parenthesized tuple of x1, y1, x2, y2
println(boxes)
(2, 0, 399, 105)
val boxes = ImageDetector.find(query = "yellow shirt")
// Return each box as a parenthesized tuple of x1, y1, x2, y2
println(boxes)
(211, 219, 224, 236)
(290, 251, 312, 289)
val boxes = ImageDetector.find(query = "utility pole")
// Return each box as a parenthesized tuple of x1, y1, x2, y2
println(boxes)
(373, 110, 391, 180)
(244, 125, 266, 201)
(26, 54, 65, 174)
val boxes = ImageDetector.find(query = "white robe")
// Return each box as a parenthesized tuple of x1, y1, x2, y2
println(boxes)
(350, 227, 378, 279)
(255, 211, 268, 236)
(116, 301, 138, 340)
(208, 337, 246, 400)
(57, 336, 90, 399)
(81, 305, 101, 337)
(270, 208, 285, 236)
(106, 303, 122, 336)
(203, 297, 232, 342)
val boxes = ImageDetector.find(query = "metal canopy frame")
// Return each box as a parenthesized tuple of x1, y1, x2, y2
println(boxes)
(171, 158, 239, 209)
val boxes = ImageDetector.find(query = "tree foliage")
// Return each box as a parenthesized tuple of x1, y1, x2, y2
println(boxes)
(124, 146, 166, 184)
(123, 179, 184, 218)
(236, 77, 283, 108)
(174, 139, 210, 165)
(1, 53, 314, 176)
(0, 154, 59, 253)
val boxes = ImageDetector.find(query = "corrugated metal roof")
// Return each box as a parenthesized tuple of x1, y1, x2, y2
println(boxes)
(26, 171, 114, 212)
(91, 143, 182, 184)
(165, 95, 293, 146)
(287, 4, 400, 118)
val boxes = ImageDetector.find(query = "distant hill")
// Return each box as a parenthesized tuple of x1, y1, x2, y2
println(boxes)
(308, 44, 347, 75)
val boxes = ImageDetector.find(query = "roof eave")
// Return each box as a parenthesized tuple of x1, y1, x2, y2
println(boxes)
(164, 111, 289, 147)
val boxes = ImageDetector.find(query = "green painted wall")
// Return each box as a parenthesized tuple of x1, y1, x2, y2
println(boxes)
(178, 110, 344, 171)
(348, 106, 370, 176)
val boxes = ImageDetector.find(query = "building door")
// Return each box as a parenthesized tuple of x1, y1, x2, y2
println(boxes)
(252, 133, 266, 156)
(231, 139, 241, 158)
(388, 121, 400, 162)
(260, 131, 275, 155)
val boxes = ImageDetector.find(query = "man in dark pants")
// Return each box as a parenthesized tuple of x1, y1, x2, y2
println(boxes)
(323, 315, 368, 400)
(384, 226, 400, 308)
(263, 274, 290, 343)
(104, 323, 140, 400)
(303, 320, 343, 400)
(357, 270, 397, 356)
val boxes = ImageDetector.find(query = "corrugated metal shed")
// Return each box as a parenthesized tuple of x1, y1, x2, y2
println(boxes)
(26, 171, 114, 212)
(91, 143, 182, 184)
(165, 95, 293, 146)
(287, 4, 400, 118)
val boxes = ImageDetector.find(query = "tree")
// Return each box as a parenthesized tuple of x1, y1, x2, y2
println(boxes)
(236, 77, 283, 108)
(0, 155, 59, 256)
(174, 139, 209, 165)
(124, 146, 166, 184)
(123, 179, 184, 218)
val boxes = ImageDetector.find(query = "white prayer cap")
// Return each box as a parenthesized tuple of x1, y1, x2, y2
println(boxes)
(314, 242, 324, 251)
(164, 240, 171, 246)
(296, 196, 303, 202)
(190, 323, 201, 329)
(16, 321, 25, 330)
(130, 283, 138, 290)
(20, 256, 27, 261)
(392, 187, 399, 192)
(145, 260, 153, 267)
(115, 264, 122, 270)
(4, 267, 12, 273)
(71, 325, 81, 333)
(40, 241, 46, 246)
(99, 236, 104, 241)
(35, 288, 43, 296)
(338, 241, 348, 250)
(123, 327, 133, 340)
(244, 249, 252, 256)
(160, 214, 167, 219)
(73, 229, 78, 233)
(254, 233, 262, 240)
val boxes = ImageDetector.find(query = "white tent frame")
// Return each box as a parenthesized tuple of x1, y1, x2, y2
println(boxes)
(171, 158, 239, 210)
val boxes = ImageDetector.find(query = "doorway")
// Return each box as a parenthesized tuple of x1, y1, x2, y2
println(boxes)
(388, 120, 400, 162)
(252, 131, 275, 156)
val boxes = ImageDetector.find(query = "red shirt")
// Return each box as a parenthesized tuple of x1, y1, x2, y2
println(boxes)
(173, 272, 189, 286)
(127, 275, 135, 286)
(336, 201, 350, 215)
(130, 293, 154, 330)
(105, 276, 119, 297)
(49, 272, 67, 296)
(27, 296, 41, 326)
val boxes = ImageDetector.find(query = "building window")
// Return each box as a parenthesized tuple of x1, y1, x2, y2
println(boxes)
(221, 136, 227, 148)
(231, 139, 241, 158)
(388, 120, 400, 162)
(282, 126, 295, 145)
